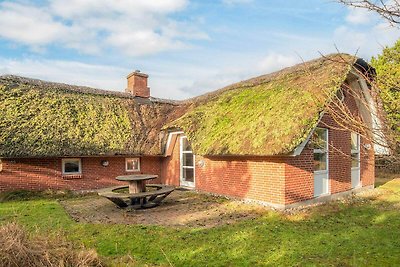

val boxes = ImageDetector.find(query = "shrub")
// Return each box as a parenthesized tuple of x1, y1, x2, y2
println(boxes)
(0, 222, 103, 267)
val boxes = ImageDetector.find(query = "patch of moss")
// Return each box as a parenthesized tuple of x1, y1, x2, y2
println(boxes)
(0, 82, 175, 157)
(167, 54, 354, 155)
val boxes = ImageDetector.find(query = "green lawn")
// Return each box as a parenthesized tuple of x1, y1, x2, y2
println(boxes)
(1, 174, 400, 267)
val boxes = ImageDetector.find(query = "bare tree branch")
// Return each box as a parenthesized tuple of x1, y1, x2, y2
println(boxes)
(337, 0, 400, 26)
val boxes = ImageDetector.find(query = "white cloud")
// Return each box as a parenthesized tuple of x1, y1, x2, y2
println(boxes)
(257, 52, 300, 73)
(333, 22, 400, 59)
(328, 5, 400, 59)
(0, 57, 199, 99)
(222, 0, 253, 5)
(0, 0, 207, 56)
(0, 58, 128, 90)
(0, 2, 69, 45)
(345, 7, 371, 25)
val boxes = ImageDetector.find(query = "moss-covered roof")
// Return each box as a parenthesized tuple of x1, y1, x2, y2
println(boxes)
(166, 53, 357, 156)
(0, 54, 361, 158)
(0, 76, 184, 158)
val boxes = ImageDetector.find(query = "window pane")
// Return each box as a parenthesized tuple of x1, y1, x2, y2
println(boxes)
(351, 132, 359, 150)
(311, 128, 327, 150)
(64, 160, 80, 173)
(314, 153, 327, 171)
(127, 159, 139, 170)
(183, 168, 194, 182)
(183, 153, 194, 167)
(182, 138, 192, 151)
(351, 153, 360, 168)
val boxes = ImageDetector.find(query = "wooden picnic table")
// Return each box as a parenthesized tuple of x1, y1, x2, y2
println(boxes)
(116, 174, 157, 194)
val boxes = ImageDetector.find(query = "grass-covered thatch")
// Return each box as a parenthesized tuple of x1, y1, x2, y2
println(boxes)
(0, 54, 359, 158)
(0, 76, 180, 158)
(166, 54, 356, 155)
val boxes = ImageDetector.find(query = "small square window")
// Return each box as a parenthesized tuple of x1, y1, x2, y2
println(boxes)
(62, 158, 81, 175)
(126, 158, 140, 172)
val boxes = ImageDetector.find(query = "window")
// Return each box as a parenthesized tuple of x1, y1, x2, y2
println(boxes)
(351, 132, 360, 168)
(311, 128, 328, 171)
(181, 137, 195, 183)
(126, 158, 140, 172)
(62, 158, 81, 175)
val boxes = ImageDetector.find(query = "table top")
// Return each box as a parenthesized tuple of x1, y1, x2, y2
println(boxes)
(116, 174, 158, 182)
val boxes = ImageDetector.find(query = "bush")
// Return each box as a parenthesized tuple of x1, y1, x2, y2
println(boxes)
(0, 222, 103, 267)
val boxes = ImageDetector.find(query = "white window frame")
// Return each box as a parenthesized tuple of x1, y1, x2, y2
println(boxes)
(351, 132, 361, 168)
(62, 158, 82, 175)
(125, 158, 140, 172)
(180, 136, 195, 187)
(313, 128, 329, 175)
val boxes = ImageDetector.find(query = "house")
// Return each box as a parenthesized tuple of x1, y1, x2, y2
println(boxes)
(0, 54, 380, 208)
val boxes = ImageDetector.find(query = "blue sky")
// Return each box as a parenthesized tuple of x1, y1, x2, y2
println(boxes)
(0, 0, 399, 99)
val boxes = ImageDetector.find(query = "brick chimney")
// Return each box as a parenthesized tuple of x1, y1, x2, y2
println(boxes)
(126, 70, 150, 98)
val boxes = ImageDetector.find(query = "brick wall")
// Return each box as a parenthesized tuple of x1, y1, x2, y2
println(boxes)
(0, 156, 161, 192)
(284, 149, 314, 204)
(195, 155, 286, 205)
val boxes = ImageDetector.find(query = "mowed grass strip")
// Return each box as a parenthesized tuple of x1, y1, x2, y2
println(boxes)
(1, 173, 399, 266)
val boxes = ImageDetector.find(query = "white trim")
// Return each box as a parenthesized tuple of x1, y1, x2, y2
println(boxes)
(350, 69, 389, 155)
(313, 128, 329, 172)
(351, 132, 361, 188)
(125, 157, 141, 172)
(164, 131, 184, 156)
(180, 136, 195, 187)
(62, 158, 82, 175)
(291, 111, 325, 156)
(313, 128, 330, 197)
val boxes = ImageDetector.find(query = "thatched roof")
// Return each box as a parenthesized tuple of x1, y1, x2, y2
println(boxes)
(0, 75, 186, 158)
(0, 53, 366, 158)
(166, 53, 358, 156)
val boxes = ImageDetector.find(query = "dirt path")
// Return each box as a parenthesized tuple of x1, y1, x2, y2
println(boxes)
(61, 190, 267, 228)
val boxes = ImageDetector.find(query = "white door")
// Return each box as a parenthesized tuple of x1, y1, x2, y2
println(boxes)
(312, 128, 329, 197)
(351, 132, 361, 188)
(180, 136, 195, 187)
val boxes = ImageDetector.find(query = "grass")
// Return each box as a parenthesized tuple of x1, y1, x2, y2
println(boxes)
(167, 54, 353, 156)
(1, 172, 400, 266)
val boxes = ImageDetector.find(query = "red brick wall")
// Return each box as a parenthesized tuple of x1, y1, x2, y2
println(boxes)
(195, 155, 286, 205)
(0, 156, 161, 192)
(361, 136, 375, 187)
(284, 149, 314, 204)
(160, 111, 375, 206)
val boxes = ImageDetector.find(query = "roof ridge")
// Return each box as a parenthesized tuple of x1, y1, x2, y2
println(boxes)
(0, 74, 182, 105)
(183, 53, 356, 104)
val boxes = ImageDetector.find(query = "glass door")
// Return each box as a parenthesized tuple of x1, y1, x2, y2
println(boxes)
(312, 128, 329, 197)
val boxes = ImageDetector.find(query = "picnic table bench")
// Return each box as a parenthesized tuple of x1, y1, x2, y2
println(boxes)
(98, 184, 175, 209)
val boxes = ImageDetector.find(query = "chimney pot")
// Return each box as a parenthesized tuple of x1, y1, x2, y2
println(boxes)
(126, 70, 150, 98)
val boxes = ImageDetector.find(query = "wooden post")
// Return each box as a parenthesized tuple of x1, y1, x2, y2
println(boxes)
(128, 181, 140, 194)
(128, 180, 146, 194)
